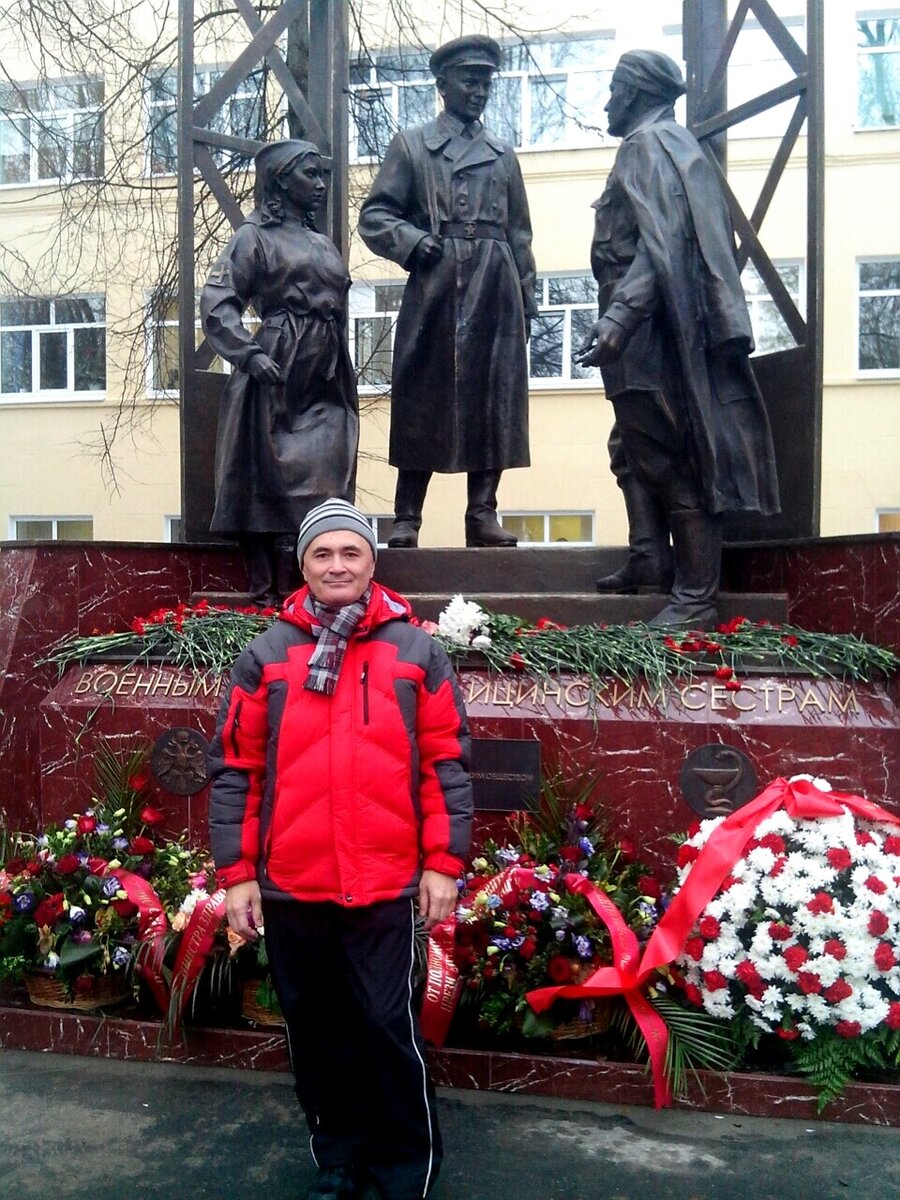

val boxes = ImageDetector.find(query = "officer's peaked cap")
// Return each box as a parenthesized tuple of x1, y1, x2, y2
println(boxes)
(429, 35, 502, 76)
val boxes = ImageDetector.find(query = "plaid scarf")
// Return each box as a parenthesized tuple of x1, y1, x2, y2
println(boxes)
(304, 587, 372, 695)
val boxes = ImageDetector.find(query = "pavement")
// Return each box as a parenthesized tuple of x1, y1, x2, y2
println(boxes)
(2, 1049, 900, 1200)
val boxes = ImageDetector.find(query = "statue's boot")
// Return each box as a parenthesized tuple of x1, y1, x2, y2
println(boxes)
(388, 469, 431, 548)
(239, 535, 279, 607)
(465, 471, 517, 548)
(648, 509, 722, 629)
(596, 477, 674, 593)
(274, 534, 301, 602)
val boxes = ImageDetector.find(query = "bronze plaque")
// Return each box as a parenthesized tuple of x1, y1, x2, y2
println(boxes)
(680, 743, 759, 818)
(150, 727, 211, 796)
(470, 738, 540, 811)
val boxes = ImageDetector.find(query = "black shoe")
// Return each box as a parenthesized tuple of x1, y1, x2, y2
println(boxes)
(464, 515, 517, 547)
(306, 1165, 364, 1200)
(647, 601, 718, 629)
(387, 519, 420, 548)
(595, 556, 673, 594)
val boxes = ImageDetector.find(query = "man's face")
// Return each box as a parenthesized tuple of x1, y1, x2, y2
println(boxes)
(302, 531, 375, 606)
(438, 65, 493, 123)
(605, 77, 638, 137)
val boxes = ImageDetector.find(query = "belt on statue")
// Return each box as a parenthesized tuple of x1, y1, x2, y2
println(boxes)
(438, 221, 507, 241)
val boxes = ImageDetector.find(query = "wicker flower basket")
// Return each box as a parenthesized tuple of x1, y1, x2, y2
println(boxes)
(549, 998, 614, 1041)
(24, 970, 130, 1012)
(240, 979, 284, 1026)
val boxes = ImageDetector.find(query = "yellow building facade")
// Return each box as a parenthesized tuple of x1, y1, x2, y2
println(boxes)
(0, 3, 898, 547)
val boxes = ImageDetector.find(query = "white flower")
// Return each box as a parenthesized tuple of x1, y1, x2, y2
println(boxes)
(438, 594, 490, 647)
(470, 633, 492, 650)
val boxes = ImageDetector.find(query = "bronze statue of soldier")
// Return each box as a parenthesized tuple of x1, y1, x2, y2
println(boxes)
(359, 35, 536, 548)
(201, 140, 359, 604)
(579, 50, 779, 627)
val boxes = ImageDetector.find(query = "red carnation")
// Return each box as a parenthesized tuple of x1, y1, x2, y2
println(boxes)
(140, 805, 165, 827)
(618, 838, 637, 863)
(110, 898, 138, 920)
(55, 854, 81, 875)
(687, 820, 702, 838)
(547, 956, 573, 983)
(33, 893, 65, 928)
(886, 1003, 900, 1030)
(684, 936, 705, 962)
(826, 847, 852, 870)
(677, 843, 699, 869)
(574, 803, 594, 821)
(781, 634, 799, 647)
(835, 1021, 861, 1039)
(698, 916, 721, 940)
(869, 911, 890, 936)
(685, 982, 704, 1007)
(823, 980, 853, 1004)
(769, 922, 792, 941)
(824, 939, 847, 960)
(501, 890, 522, 909)
(503, 924, 517, 938)
(865, 875, 887, 895)
(702, 970, 727, 992)
(724, 680, 742, 692)
(777, 1026, 800, 1040)
(884, 835, 900, 857)
(519, 937, 537, 961)
(874, 942, 897, 971)
(559, 846, 582, 864)
(129, 836, 156, 857)
(76, 814, 97, 834)
(807, 892, 834, 915)
(797, 971, 822, 995)
(758, 833, 786, 855)
(856, 831, 875, 847)
(769, 856, 786, 878)
(784, 945, 809, 971)
(638, 875, 662, 901)
(714, 665, 733, 680)
(734, 960, 763, 992)
(508, 652, 527, 671)
(87, 856, 108, 875)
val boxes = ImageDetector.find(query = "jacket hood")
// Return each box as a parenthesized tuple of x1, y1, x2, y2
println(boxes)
(278, 579, 413, 636)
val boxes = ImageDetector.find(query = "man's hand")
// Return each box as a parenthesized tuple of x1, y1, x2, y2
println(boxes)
(576, 315, 629, 368)
(418, 869, 458, 929)
(246, 353, 285, 384)
(413, 234, 444, 267)
(225, 880, 263, 940)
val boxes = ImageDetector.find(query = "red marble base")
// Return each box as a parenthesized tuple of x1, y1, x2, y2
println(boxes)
(1, 1003, 897, 1126)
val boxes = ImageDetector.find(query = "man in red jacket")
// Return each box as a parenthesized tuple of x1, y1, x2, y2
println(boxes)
(209, 498, 473, 1200)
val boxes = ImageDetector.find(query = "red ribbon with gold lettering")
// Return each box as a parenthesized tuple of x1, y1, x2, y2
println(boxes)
(168, 889, 227, 1033)
(102, 867, 169, 1014)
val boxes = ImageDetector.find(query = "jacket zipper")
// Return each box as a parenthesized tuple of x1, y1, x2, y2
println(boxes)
(229, 698, 243, 758)
(360, 660, 370, 725)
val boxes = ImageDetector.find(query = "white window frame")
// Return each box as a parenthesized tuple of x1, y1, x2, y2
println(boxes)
(876, 508, 900, 533)
(145, 65, 268, 177)
(741, 259, 806, 356)
(349, 34, 615, 163)
(856, 10, 900, 131)
(10, 516, 94, 541)
(349, 281, 404, 393)
(499, 511, 594, 545)
(529, 273, 601, 389)
(145, 291, 233, 399)
(856, 257, 900, 376)
(0, 295, 106, 403)
(362, 514, 397, 548)
(0, 77, 104, 187)
(164, 515, 183, 543)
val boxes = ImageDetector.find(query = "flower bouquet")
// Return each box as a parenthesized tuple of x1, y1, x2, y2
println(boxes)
(673, 776, 900, 1107)
(448, 775, 664, 1044)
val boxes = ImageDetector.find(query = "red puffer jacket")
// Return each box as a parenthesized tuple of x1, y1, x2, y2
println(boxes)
(208, 582, 473, 906)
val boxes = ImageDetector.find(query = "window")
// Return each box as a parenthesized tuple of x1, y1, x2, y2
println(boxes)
(165, 516, 184, 543)
(349, 35, 614, 161)
(12, 517, 94, 541)
(0, 78, 104, 185)
(857, 13, 900, 128)
(0, 297, 105, 399)
(858, 259, 900, 372)
(530, 275, 600, 385)
(147, 66, 267, 175)
(741, 260, 806, 355)
(726, 16, 806, 139)
(350, 282, 405, 388)
(146, 293, 227, 395)
(500, 512, 593, 544)
(877, 509, 900, 533)
(363, 514, 397, 547)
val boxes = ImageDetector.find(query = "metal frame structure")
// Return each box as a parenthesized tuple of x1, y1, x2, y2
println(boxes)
(178, 0, 348, 541)
(685, 0, 824, 539)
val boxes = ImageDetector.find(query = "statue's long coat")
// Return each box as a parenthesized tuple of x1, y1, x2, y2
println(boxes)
(201, 215, 358, 535)
(591, 107, 779, 515)
(359, 113, 537, 473)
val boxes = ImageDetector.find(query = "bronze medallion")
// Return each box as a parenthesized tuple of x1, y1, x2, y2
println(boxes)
(680, 744, 759, 818)
(150, 727, 210, 796)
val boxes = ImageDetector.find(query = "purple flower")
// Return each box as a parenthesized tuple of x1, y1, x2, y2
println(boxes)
(73, 930, 93, 945)
(112, 838, 129, 852)
(530, 891, 550, 911)
(133, 860, 153, 879)
(578, 837, 595, 857)
(486, 895, 502, 910)
(555, 929, 566, 942)
(68, 905, 87, 924)
(112, 945, 131, 968)
(101, 876, 122, 898)
(13, 891, 36, 913)
(575, 935, 593, 959)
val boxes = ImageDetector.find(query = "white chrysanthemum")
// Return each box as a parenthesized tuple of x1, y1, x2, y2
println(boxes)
(437, 594, 490, 647)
